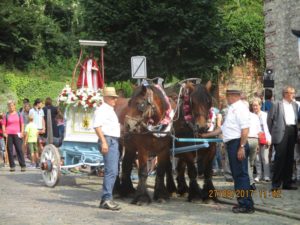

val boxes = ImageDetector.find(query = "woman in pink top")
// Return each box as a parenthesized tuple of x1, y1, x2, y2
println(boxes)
(2, 100, 26, 172)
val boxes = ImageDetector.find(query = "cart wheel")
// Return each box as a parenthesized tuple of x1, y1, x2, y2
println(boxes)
(40, 144, 61, 187)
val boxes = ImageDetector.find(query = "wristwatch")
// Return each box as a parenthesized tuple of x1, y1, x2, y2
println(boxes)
(240, 144, 245, 148)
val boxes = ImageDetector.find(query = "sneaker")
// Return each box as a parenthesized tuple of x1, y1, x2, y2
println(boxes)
(264, 177, 271, 182)
(232, 205, 255, 214)
(99, 200, 121, 211)
(254, 177, 260, 182)
(250, 183, 256, 190)
(10, 167, 16, 172)
(21, 167, 26, 172)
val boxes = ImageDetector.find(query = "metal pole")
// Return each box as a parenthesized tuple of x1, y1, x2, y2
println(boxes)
(101, 47, 105, 85)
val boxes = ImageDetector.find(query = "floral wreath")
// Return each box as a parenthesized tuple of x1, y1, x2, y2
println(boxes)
(58, 85, 103, 111)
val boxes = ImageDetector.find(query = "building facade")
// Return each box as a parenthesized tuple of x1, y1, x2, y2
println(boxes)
(264, 0, 300, 99)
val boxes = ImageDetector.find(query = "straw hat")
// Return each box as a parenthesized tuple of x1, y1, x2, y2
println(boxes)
(226, 82, 241, 95)
(226, 89, 241, 95)
(103, 87, 119, 97)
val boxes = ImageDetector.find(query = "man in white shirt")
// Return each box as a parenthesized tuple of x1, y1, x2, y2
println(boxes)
(93, 87, 121, 210)
(267, 86, 299, 190)
(201, 89, 254, 213)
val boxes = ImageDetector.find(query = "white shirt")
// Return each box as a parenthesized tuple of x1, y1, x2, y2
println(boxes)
(248, 112, 261, 138)
(93, 102, 120, 138)
(221, 100, 250, 143)
(29, 108, 44, 130)
(283, 99, 296, 125)
(257, 111, 272, 143)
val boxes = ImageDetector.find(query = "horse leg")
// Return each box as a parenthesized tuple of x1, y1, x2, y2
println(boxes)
(186, 154, 202, 202)
(120, 148, 136, 197)
(201, 144, 216, 200)
(166, 157, 177, 197)
(113, 143, 123, 196)
(132, 149, 151, 205)
(176, 157, 189, 196)
(153, 151, 172, 202)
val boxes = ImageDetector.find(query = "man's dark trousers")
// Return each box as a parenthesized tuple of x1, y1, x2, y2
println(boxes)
(272, 125, 297, 188)
(226, 138, 254, 209)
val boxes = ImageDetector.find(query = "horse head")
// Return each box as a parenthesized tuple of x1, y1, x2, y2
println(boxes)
(182, 81, 212, 135)
(126, 84, 168, 133)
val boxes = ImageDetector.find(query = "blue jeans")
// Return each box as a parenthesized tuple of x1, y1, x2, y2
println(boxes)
(226, 138, 254, 209)
(98, 136, 120, 201)
(212, 143, 222, 170)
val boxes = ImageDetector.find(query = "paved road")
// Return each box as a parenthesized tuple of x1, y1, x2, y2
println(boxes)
(0, 166, 299, 225)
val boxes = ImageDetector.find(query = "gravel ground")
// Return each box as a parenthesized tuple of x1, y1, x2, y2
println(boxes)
(0, 165, 299, 225)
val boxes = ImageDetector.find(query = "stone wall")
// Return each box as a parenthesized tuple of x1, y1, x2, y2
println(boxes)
(264, 0, 300, 99)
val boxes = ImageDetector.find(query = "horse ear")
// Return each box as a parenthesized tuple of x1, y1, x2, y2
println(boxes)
(141, 85, 147, 95)
(205, 80, 212, 92)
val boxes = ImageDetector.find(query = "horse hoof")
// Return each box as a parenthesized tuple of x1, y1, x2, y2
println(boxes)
(170, 192, 178, 198)
(156, 198, 167, 204)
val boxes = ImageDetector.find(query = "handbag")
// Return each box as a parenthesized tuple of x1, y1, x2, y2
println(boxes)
(258, 114, 267, 145)
(258, 132, 267, 145)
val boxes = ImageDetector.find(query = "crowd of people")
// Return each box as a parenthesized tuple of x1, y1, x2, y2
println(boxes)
(0, 97, 65, 171)
(1, 85, 299, 214)
(202, 85, 300, 213)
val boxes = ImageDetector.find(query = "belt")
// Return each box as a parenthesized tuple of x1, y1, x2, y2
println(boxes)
(104, 135, 119, 139)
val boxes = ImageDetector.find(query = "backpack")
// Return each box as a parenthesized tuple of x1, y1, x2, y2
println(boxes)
(6, 112, 22, 133)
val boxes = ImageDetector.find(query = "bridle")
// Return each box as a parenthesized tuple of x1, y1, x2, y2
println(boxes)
(182, 85, 210, 135)
(136, 86, 157, 125)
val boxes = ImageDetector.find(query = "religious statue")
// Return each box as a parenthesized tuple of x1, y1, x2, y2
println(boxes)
(77, 52, 104, 91)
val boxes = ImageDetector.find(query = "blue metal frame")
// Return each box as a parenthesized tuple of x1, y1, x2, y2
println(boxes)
(59, 141, 103, 169)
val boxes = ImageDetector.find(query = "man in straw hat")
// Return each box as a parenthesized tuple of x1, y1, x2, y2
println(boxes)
(200, 88, 254, 213)
(93, 87, 121, 210)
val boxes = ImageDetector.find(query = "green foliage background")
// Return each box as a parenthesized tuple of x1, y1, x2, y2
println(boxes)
(0, 0, 265, 104)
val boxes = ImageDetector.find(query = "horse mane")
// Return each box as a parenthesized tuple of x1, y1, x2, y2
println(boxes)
(191, 83, 212, 110)
(129, 85, 169, 112)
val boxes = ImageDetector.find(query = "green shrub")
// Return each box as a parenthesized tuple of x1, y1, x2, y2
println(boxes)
(108, 80, 134, 98)
(2, 72, 65, 108)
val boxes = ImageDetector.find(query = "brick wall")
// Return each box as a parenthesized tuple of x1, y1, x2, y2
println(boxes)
(217, 60, 263, 109)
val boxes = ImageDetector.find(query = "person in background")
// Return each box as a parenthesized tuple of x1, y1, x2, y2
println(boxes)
(292, 96, 300, 183)
(2, 100, 26, 172)
(21, 102, 31, 159)
(43, 97, 59, 139)
(210, 107, 223, 175)
(251, 98, 272, 182)
(261, 89, 273, 112)
(29, 98, 45, 154)
(24, 115, 39, 168)
(93, 87, 121, 211)
(267, 86, 299, 190)
(242, 100, 261, 190)
(0, 112, 6, 164)
(55, 108, 65, 140)
(19, 98, 30, 113)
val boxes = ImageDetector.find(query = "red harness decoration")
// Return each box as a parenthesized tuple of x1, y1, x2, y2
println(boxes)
(183, 90, 193, 122)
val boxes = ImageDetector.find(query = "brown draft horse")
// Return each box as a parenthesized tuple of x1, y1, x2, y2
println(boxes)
(114, 84, 177, 205)
(171, 81, 216, 202)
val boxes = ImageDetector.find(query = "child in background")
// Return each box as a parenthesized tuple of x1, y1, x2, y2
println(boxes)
(24, 115, 39, 168)
(56, 108, 65, 140)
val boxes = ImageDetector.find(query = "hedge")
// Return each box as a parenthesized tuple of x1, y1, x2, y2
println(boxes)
(1, 73, 65, 108)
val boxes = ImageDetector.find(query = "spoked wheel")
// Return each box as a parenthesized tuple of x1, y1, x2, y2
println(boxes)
(40, 144, 61, 187)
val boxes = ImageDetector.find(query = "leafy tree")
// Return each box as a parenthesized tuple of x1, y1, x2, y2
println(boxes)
(0, 0, 80, 69)
(219, 0, 264, 67)
(81, 0, 230, 83)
